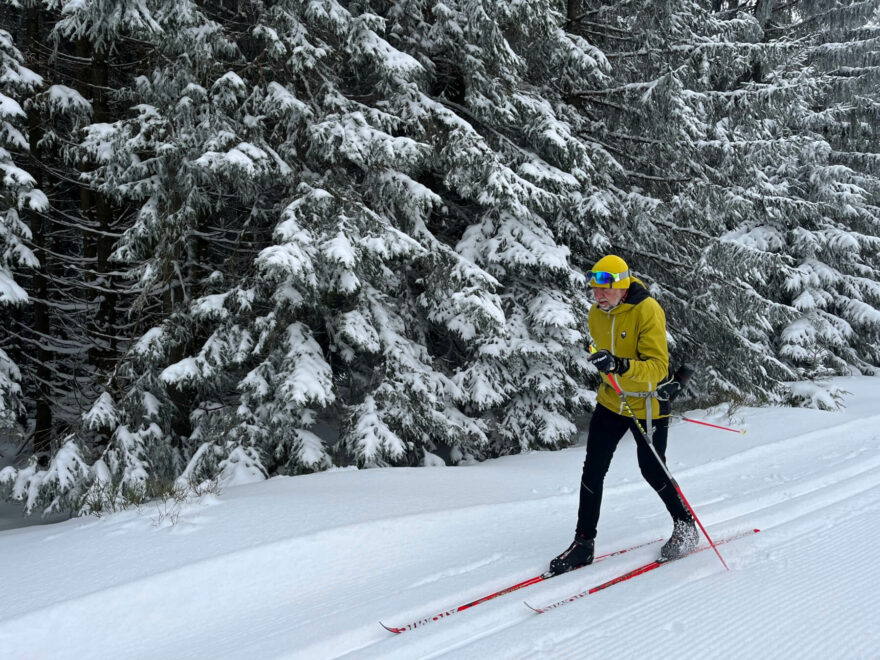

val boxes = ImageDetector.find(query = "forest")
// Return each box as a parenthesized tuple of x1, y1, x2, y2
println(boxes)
(1, 0, 878, 514)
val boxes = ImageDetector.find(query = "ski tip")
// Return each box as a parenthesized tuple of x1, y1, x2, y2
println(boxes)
(523, 601, 543, 614)
(380, 622, 403, 634)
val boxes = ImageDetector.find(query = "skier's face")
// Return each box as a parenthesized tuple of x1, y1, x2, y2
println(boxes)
(592, 286, 627, 311)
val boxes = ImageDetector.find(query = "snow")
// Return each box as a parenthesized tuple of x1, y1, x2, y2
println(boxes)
(83, 392, 119, 431)
(2, 375, 880, 658)
(280, 322, 334, 407)
(528, 290, 577, 328)
(323, 231, 357, 268)
(264, 81, 312, 119)
(195, 142, 271, 176)
(46, 84, 91, 116)
(159, 356, 202, 384)
(0, 269, 29, 304)
(0, 91, 25, 118)
(191, 292, 231, 320)
(350, 20, 424, 78)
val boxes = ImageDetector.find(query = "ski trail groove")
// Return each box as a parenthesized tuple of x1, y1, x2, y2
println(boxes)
(343, 424, 880, 659)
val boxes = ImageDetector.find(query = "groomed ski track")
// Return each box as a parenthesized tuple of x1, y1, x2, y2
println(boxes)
(357, 436, 880, 660)
(1, 376, 879, 659)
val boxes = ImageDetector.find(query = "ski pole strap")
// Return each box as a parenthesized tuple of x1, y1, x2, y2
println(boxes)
(617, 390, 654, 398)
(617, 389, 656, 444)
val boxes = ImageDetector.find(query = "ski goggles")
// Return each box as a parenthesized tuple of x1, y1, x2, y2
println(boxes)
(588, 270, 629, 286)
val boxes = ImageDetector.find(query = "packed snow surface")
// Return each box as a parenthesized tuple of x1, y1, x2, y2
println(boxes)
(2, 375, 880, 659)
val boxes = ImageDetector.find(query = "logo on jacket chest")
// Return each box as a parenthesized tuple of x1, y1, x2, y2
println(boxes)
(620, 331, 627, 339)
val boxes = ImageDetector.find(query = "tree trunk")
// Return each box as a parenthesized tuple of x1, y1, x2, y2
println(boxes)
(92, 50, 117, 371)
(754, 0, 777, 28)
(76, 39, 117, 372)
(26, 5, 52, 461)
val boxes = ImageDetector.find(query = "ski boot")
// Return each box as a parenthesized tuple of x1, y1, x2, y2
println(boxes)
(659, 519, 699, 562)
(548, 533, 595, 575)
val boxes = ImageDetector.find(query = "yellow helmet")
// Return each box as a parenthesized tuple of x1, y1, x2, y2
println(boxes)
(589, 254, 631, 289)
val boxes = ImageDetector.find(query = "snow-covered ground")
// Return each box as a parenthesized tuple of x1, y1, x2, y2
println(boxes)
(3, 375, 880, 659)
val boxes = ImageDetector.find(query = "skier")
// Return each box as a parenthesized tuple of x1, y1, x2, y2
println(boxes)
(549, 254, 697, 575)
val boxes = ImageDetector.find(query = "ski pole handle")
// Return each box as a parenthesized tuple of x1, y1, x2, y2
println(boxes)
(588, 345, 620, 391)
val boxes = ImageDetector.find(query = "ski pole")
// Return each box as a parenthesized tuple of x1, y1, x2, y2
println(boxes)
(661, 364, 745, 434)
(675, 416, 746, 434)
(589, 346, 729, 571)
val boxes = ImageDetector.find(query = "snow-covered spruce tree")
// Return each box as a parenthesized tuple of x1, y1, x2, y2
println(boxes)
(788, 1, 880, 378)
(565, 1, 795, 400)
(695, 0, 880, 404)
(3, 0, 620, 511)
(152, 0, 615, 474)
(568, 0, 880, 404)
(0, 0, 166, 512)
(72, 1, 269, 505)
(251, 0, 621, 463)
(0, 27, 41, 429)
(378, 0, 620, 455)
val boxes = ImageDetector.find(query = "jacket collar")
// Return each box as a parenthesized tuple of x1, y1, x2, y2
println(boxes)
(598, 278, 650, 314)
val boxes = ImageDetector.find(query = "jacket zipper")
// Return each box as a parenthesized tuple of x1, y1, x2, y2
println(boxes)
(607, 312, 625, 415)
(610, 314, 616, 354)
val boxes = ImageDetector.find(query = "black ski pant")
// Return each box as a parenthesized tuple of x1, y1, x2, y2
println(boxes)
(575, 404, 692, 539)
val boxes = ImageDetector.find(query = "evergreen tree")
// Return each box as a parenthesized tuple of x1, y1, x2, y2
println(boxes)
(0, 27, 41, 427)
(4, 0, 616, 510)
(787, 0, 880, 377)
(0, 0, 150, 510)
(569, 0, 880, 404)
(698, 0, 880, 401)
(567, 0, 795, 398)
(3, 0, 880, 515)
(0, 0, 141, 468)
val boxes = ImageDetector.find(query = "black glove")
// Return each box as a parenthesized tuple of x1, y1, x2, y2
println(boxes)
(655, 380, 682, 402)
(589, 349, 629, 375)
(656, 364, 695, 402)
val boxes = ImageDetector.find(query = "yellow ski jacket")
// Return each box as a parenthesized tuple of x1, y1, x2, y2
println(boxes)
(588, 278, 669, 420)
